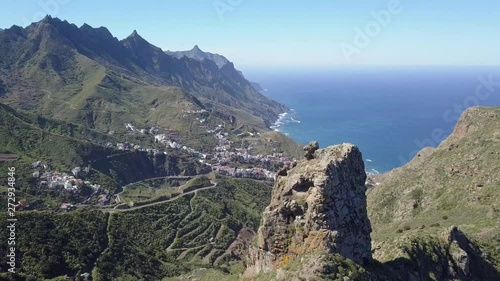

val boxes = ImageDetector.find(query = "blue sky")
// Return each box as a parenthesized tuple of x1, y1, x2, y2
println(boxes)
(1, 0, 499, 68)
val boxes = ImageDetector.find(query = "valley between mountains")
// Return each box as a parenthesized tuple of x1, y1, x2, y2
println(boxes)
(0, 17, 499, 281)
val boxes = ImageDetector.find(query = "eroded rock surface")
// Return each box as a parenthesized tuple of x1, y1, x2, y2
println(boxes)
(245, 143, 372, 277)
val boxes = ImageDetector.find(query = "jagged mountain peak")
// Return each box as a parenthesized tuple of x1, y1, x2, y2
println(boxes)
(79, 23, 114, 40)
(40, 14, 53, 23)
(1, 24, 24, 37)
(165, 45, 230, 68)
(121, 28, 164, 63)
(128, 29, 141, 39)
(80, 23, 92, 29)
(27, 17, 114, 42)
(37, 15, 74, 29)
(164, 45, 264, 91)
(123, 29, 154, 48)
(0, 17, 287, 135)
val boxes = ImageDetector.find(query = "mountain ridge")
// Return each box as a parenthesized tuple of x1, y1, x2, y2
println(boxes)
(165, 44, 265, 92)
(0, 17, 286, 139)
(3, 15, 499, 281)
(166, 44, 230, 68)
(367, 106, 500, 275)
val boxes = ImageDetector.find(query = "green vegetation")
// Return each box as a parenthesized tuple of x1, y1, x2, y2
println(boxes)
(367, 107, 500, 271)
(0, 103, 112, 173)
(0, 18, 300, 156)
(94, 177, 271, 280)
(0, 210, 108, 280)
(119, 175, 213, 207)
(182, 176, 212, 191)
(119, 178, 187, 204)
(3, 16, 499, 281)
(0, 177, 271, 280)
(0, 103, 212, 209)
(239, 131, 303, 160)
(0, 102, 121, 207)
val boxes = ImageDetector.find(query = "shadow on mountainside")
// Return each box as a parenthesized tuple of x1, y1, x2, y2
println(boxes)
(382, 227, 500, 281)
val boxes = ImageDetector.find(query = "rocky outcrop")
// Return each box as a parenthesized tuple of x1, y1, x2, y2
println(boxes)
(244, 143, 372, 277)
(303, 140, 319, 160)
(395, 226, 500, 281)
(447, 227, 500, 280)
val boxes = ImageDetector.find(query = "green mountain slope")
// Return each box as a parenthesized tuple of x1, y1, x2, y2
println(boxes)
(0, 102, 116, 188)
(0, 210, 109, 280)
(1, 105, 499, 280)
(0, 177, 272, 280)
(0, 16, 286, 140)
(367, 106, 500, 268)
(0, 103, 210, 208)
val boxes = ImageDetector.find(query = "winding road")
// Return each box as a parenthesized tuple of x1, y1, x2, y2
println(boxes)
(114, 175, 197, 204)
(75, 174, 215, 213)
(104, 182, 217, 213)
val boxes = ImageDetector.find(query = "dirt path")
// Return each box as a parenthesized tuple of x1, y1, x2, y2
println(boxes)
(42, 89, 77, 110)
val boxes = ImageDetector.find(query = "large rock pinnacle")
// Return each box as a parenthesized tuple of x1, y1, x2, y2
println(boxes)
(245, 143, 372, 277)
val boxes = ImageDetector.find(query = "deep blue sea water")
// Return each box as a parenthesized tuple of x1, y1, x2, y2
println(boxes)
(246, 66, 500, 174)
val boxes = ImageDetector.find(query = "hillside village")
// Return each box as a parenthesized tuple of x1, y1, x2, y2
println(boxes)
(20, 121, 296, 212)
(10, 162, 104, 212)
(118, 121, 294, 180)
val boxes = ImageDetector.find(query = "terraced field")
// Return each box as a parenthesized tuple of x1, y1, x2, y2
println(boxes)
(0, 176, 271, 280)
(93, 176, 272, 280)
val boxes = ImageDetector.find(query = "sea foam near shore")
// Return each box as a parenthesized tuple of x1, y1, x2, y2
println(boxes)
(272, 110, 380, 176)
(271, 110, 300, 132)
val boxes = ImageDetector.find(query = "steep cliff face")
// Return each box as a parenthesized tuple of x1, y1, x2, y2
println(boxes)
(365, 107, 500, 280)
(367, 107, 500, 268)
(245, 143, 372, 277)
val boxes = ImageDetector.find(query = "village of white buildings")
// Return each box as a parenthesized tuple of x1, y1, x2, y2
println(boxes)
(23, 120, 295, 212)
(120, 122, 294, 180)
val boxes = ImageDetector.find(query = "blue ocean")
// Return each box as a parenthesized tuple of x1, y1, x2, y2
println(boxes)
(247, 66, 500, 174)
